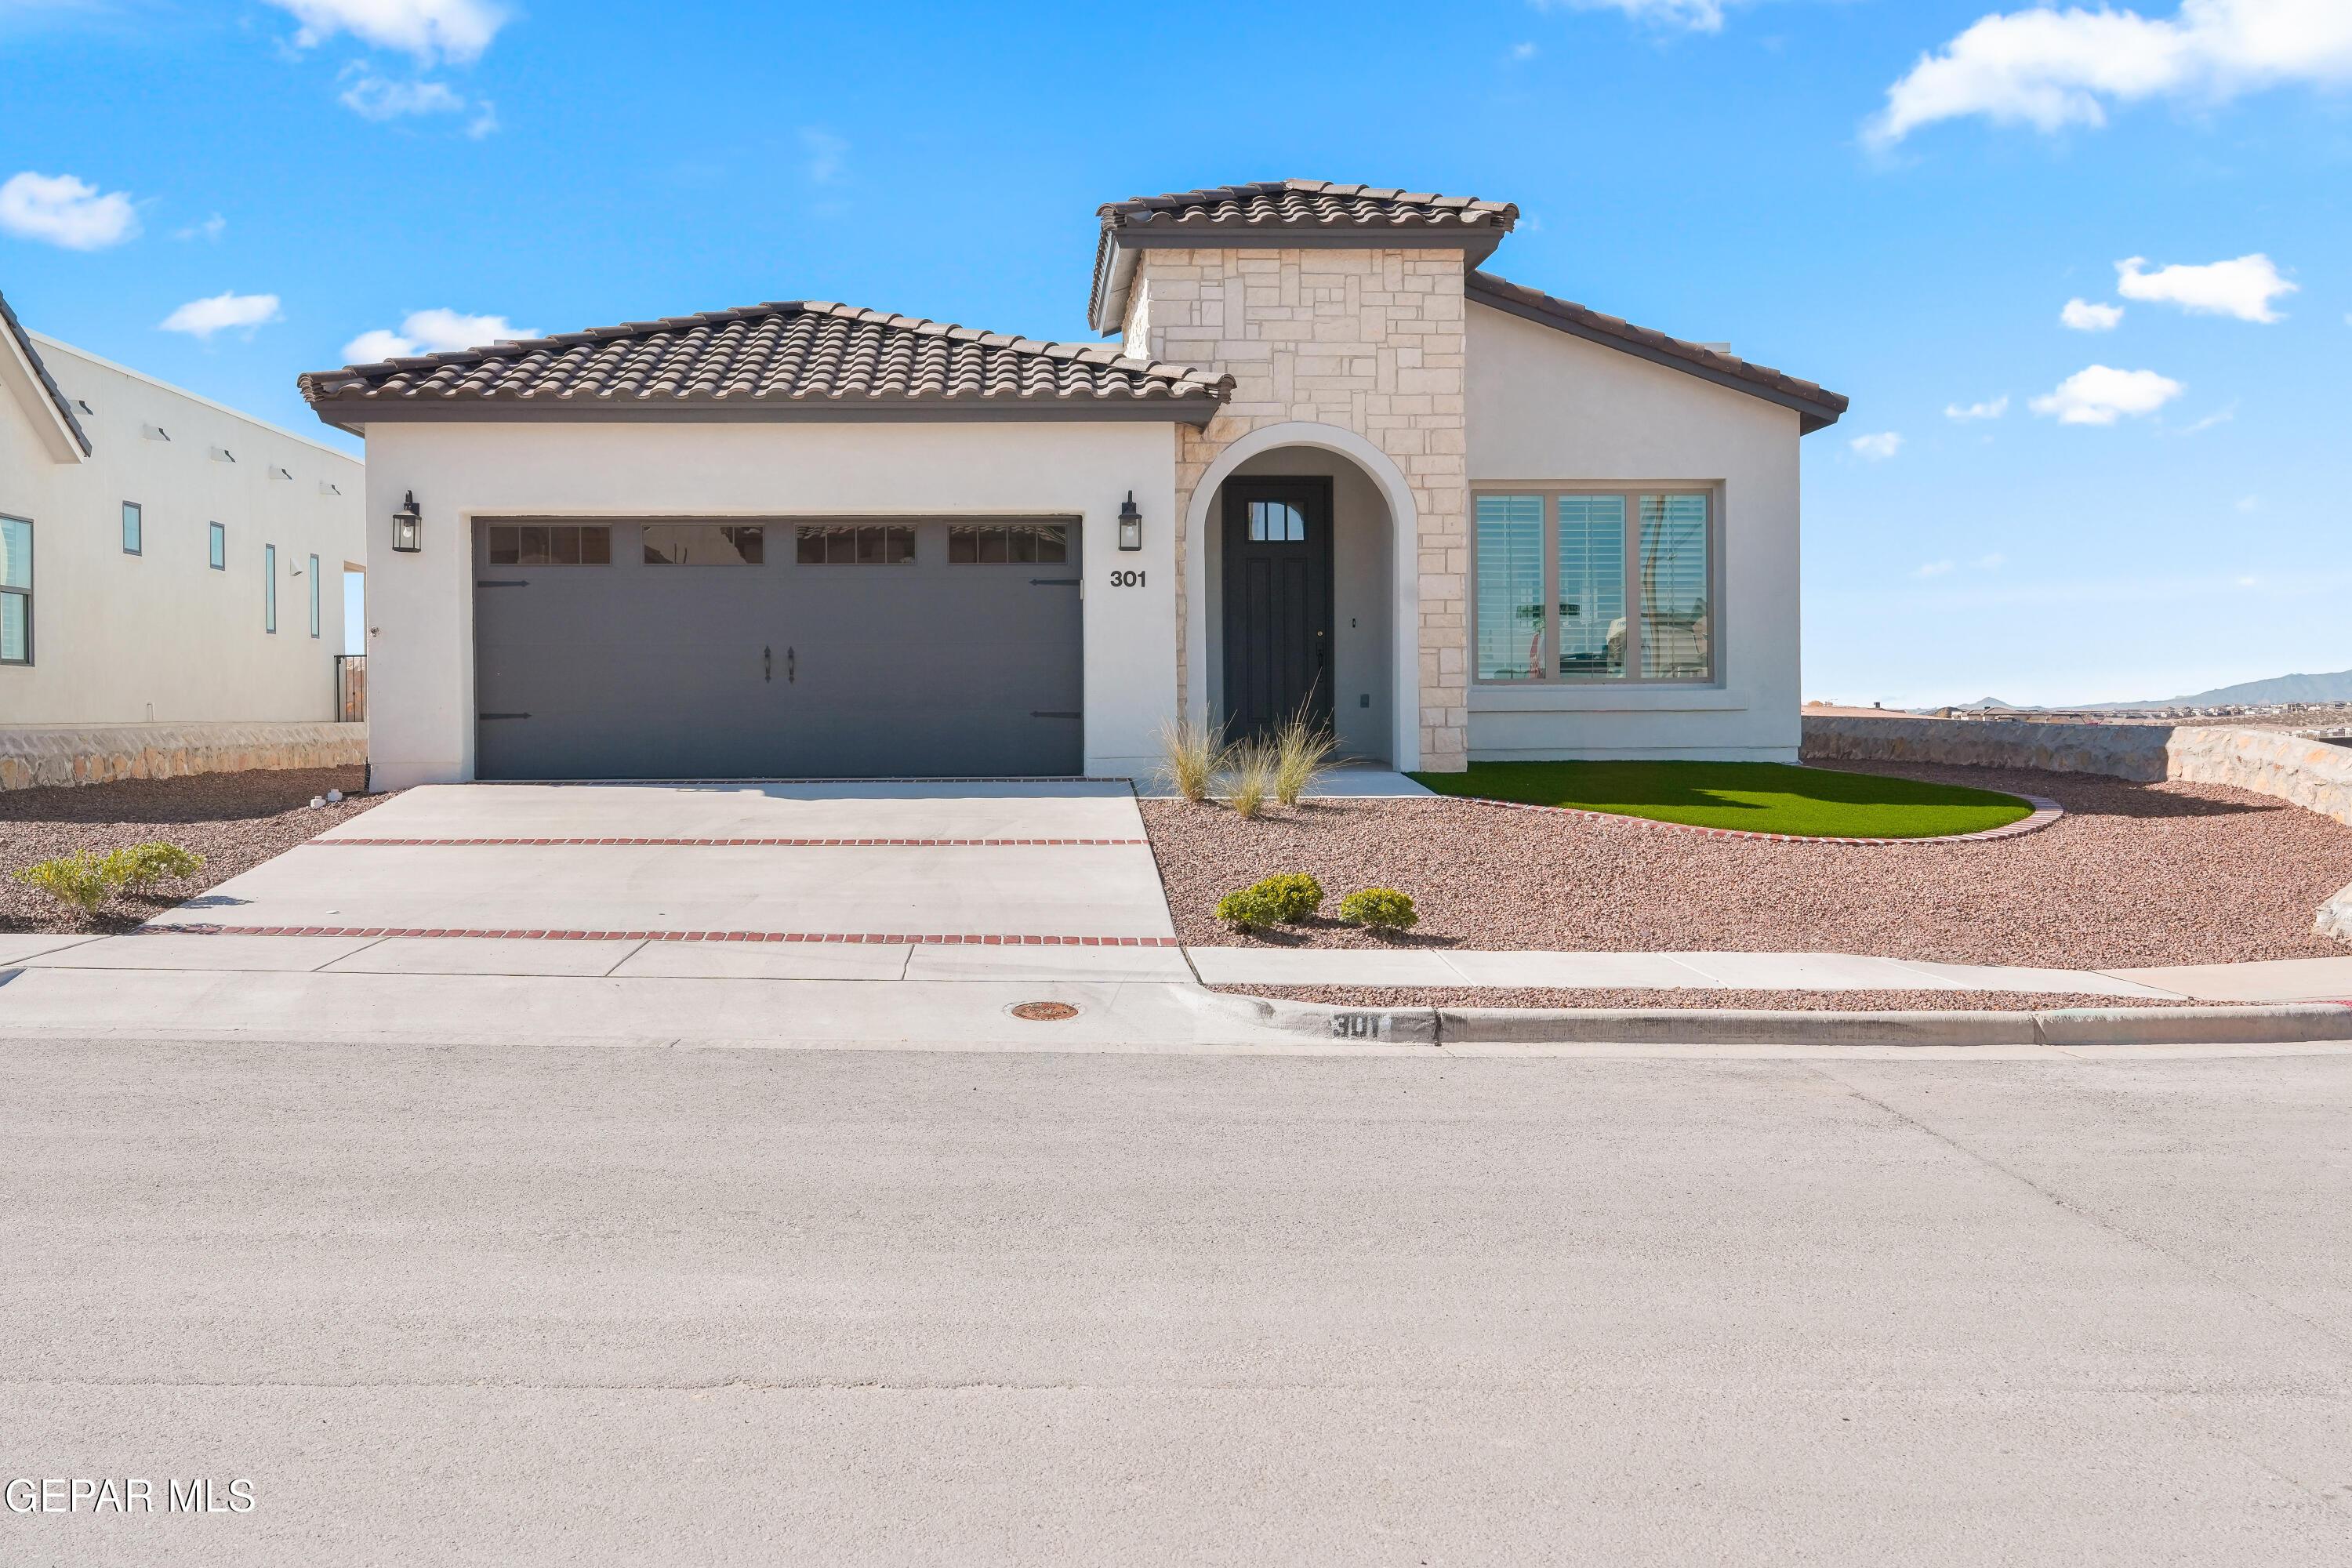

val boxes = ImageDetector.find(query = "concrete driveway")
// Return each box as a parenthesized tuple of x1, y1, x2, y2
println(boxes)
(132, 780, 1185, 978)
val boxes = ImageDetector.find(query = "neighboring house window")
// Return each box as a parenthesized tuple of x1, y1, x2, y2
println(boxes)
(488, 524, 612, 564)
(797, 524, 913, 564)
(641, 524, 759, 565)
(309, 554, 321, 638)
(947, 524, 1066, 564)
(2, 517, 31, 666)
(209, 522, 226, 571)
(1472, 491, 1715, 684)
(263, 544, 277, 633)
(122, 501, 142, 556)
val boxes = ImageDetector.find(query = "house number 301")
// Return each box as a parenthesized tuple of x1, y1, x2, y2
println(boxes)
(1109, 569, 1147, 587)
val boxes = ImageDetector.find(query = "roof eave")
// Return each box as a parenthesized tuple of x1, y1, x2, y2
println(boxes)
(0, 289, 93, 461)
(1465, 272, 1848, 434)
(295, 394, 1229, 430)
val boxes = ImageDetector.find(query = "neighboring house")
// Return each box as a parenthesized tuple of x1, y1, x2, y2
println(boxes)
(299, 180, 1845, 789)
(2, 289, 365, 728)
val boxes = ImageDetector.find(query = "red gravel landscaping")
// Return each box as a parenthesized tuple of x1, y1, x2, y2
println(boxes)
(1142, 760, 2352, 971)
(2, 768, 388, 935)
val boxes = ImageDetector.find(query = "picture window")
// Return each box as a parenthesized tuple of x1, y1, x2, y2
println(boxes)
(947, 524, 1066, 564)
(1473, 491, 1714, 685)
(488, 524, 614, 565)
(797, 525, 914, 564)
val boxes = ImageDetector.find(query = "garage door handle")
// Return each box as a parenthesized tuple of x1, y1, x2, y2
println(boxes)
(1030, 578, 1080, 586)
(477, 579, 528, 588)
(788, 646, 795, 684)
(764, 645, 771, 683)
(481, 712, 531, 720)
(1031, 711, 1081, 719)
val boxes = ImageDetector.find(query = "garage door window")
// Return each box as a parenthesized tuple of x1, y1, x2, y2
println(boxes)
(948, 524, 1067, 564)
(643, 524, 761, 565)
(489, 525, 612, 565)
(797, 525, 914, 565)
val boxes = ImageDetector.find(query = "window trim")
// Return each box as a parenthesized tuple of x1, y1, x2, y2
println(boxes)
(1, 514, 31, 667)
(209, 521, 226, 572)
(1469, 486, 1721, 688)
(263, 544, 277, 634)
(122, 500, 142, 557)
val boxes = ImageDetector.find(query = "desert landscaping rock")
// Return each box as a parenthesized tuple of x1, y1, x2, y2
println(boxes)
(1142, 761, 2352, 970)
(2, 767, 386, 935)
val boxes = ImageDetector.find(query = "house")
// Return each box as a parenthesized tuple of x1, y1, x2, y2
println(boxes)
(299, 180, 1846, 789)
(2, 288, 366, 755)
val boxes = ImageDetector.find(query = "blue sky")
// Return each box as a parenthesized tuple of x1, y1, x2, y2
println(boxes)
(5, 0, 2346, 702)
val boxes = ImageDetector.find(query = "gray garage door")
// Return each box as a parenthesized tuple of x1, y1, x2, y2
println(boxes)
(474, 518, 1083, 779)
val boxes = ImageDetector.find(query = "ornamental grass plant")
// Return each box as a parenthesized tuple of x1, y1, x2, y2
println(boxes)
(1271, 712, 1338, 807)
(1151, 716, 1228, 804)
(1225, 737, 1276, 819)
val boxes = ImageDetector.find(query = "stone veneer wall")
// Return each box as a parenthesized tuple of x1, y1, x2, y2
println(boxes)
(1124, 248, 1470, 770)
(0, 721, 368, 791)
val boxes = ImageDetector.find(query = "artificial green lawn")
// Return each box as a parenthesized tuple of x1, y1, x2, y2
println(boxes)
(1405, 760, 2034, 838)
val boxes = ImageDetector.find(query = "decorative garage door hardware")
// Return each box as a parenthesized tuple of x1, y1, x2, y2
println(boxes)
(141, 925, 1182, 946)
(1447, 793, 2065, 846)
(303, 837, 1148, 847)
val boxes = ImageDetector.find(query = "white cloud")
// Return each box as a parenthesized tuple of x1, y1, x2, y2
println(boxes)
(343, 307, 535, 363)
(2115, 252, 2296, 321)
(2235, 494, 2259, 511)
(2029, 364, 2185, 425)
(2176, 401, 2237, 434)
(173, 212, 227, 241)
(2060, 297, 2123, 331)
(1849, 431, 1904, 459)
(339, 74, 465, 119)
(465, 98, 498, 137)
(1509, 41, 1540, 60)
(1974, 553, 2007, 569)
(0, 170, 139, 249)
(267, 0, 506, 65)
(1867, 0, 2352, 147)
(798, 129, 849, 185)
(1915, 559, 1956, 579)
(1548, 0, 1728, 30)
(159, 291, 282, 340)
(1945, 395, 2009, 420)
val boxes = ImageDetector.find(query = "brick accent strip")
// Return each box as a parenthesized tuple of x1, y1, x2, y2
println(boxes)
(138, 925, 1182, 946)
(307, 837, 1148, 848)
(1446, 794, 2064, 845)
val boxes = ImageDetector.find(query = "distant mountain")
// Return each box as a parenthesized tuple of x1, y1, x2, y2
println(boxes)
(2098, 670, 2352, 709)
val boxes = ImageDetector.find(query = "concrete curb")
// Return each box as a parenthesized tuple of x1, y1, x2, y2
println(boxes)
(1196, 990, 2352, 1048)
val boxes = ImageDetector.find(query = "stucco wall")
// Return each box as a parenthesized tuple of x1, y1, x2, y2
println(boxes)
(2, 336, 363, 725)
(1464, 303, 1807, 764)
(1123, 248, 1468, 771)
(359, 419, 1179, 789)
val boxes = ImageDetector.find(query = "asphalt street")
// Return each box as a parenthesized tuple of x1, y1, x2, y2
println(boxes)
(5, 1040, 2351, 1564)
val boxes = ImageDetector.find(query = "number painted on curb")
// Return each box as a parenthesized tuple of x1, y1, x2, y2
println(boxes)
(1109, 569, 1147, 588)
(1330, 1013, 1388, 1040)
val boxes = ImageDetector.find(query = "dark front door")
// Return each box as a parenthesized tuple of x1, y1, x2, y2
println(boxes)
(1221, 479, 1334, 741)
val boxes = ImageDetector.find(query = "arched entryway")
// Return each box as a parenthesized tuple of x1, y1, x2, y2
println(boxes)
(1185, 423, 1418, 769)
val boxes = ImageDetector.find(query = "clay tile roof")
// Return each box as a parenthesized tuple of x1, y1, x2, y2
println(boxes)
(1090, 180, 1519, 330)
(297, 300, 1232, 429)
(1465, 270, 1849, 434)
(1097, 179, 1519, 234)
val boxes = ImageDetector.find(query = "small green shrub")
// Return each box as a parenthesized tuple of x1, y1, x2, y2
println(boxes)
(1338, 887, 1418, 933)
(13, 851, 114, 916)
(100, 840, 206, 893)
(1214, 884, 1287, 931)
(1251, 873, 1324, 923)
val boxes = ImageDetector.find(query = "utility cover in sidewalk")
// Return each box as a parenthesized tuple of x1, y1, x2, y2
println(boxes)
(1009, 1001, 1080, 1022)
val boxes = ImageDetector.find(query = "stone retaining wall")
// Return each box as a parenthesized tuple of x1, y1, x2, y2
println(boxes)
(0, 722, 368, 792)
(1802, 714, 2352, 946)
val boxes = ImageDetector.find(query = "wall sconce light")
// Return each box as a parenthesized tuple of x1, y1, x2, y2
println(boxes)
(390, 490, 422, 554)
(1117, 491, 1142, 552)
